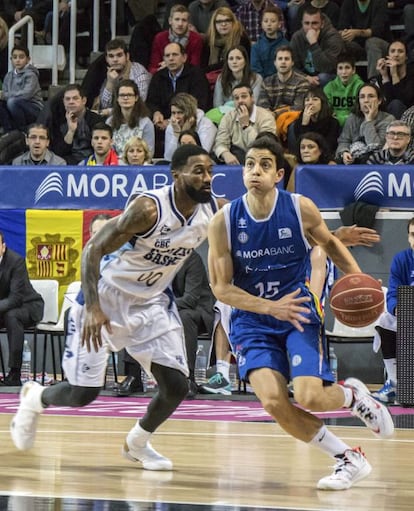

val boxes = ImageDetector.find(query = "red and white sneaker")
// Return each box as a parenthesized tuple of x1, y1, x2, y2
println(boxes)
(317, 447, 372, 490)
(345, 377, 394, 438)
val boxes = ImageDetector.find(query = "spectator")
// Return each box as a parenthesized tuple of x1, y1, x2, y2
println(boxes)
(92, 38, 151, 116)
(288, 87, 340, 153)
(202, 7, 251, 74)
(367, 120, 414, 164)
(122, 136, 153, 165)
(164, 92, 216, 161)
(250, 5, 289, 79)
(0, 16, 8, 80)
(291, 0, 340, 33)
(323, 53, 364, 128)
(258, 45, 310, 113)
(290, 5, 344, 87)
(146, 42, 210, 134)
(236, 0, 287, 43)
(0, 45, 43, 133)
(178, 129, 202, 146)
(78, 123, 120, 166)
(213, 45, 263, 107)
(338, 0, 390, 80)
(375, 40, 414, 120)
(0, 231, 44, 387)
(10, 0, 52, 41)
(106, 79, 155, 157)
(188, 0, 230, 34)
(373, 217, 414, 403)
(214, 82, 276, 164)
(148, 4, 203, 74)
(12, 123, 67, 165)
(336, 82, 395, 164)
(40, 83, 105, 165)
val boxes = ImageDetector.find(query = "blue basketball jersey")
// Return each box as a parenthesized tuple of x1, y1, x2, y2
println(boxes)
(224, 189, 312, 301)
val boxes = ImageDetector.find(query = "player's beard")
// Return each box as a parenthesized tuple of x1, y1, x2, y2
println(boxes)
(185, 183, 211, 203)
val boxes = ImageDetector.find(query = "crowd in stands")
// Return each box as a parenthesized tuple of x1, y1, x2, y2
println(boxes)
(1, 0, 414, 167)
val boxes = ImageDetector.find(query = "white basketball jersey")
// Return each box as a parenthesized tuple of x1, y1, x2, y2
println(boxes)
(101, 184, 218, 299)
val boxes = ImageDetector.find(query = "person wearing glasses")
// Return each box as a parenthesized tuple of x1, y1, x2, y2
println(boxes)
(106, 79, 155, 157)
(12, 124, 66, 166)
(367, 120, 414, 165)
(188, 0, 230, 34)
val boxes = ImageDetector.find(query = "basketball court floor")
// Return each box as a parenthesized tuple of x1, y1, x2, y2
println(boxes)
(0, 390, 413, 511)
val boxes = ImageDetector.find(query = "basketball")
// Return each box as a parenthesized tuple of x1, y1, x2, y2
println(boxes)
(329, 273, 384, 327)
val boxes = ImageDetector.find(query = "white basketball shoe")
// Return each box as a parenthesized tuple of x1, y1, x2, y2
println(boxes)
(317, 447, 372, 490)
(122, 428, 173, 470)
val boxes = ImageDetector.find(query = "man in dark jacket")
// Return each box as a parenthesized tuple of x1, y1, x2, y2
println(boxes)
(38, 83, 105, 165)
(0, 233, 44, 386)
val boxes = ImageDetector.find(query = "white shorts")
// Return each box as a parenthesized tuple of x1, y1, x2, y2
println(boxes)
(207, 300, 232, 364)
(62, 280, 189, 387)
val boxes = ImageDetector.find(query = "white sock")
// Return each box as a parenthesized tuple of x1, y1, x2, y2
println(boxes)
(309, 425, 350, 458)
(341, 385, 354, 408)
(384, 358, 397, 384)
(130, 422, 151, 447)
(216, 360, 230, 380)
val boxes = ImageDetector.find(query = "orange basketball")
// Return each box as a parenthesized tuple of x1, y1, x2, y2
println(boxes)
(329, 273, 384, 327)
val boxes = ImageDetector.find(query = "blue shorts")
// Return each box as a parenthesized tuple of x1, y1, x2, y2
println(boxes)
(230, 297, 333, 383)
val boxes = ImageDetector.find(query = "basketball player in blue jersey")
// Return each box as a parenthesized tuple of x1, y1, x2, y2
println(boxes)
(208, 135, 394, 491)
(10, 145, 225, 471)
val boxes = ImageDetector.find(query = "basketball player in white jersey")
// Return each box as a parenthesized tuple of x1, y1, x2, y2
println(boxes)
(10, 145, 226, 471)
(208, 135, 394, 490)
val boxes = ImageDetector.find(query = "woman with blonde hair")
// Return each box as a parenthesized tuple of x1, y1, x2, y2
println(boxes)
(202, 7, 250, 74)
(106, 79, 155, 157)
(164, 92, 216, 161)
(122, 136, 152, 165)
(0, 17, 8, 79)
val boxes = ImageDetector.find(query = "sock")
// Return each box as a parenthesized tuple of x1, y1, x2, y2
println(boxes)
(309, 425, 350, 458)
(129, 422, 152, 447)
(384, 358, 397, 384)
(216, 360, 230, 380)
(341, 385, 354, 408)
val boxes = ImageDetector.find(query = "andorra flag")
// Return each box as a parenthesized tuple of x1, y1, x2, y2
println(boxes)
(26, 209, 83, 303)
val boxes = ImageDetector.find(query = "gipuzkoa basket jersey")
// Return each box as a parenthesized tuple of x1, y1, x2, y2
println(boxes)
(223, 189, 312, 302)
(100, 184, 219, 299)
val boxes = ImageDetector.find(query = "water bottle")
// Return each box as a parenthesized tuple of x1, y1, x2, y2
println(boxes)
(21, 340, 31, 383)
(229, 363, 237, 391)
(141, 368, 157, 393)
(105, 351, 117, 390)
(194, 344, 207, 385)
(329, 346, 338, 383)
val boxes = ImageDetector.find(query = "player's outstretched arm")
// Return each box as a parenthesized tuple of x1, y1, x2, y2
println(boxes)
(334, 224, 381, 247)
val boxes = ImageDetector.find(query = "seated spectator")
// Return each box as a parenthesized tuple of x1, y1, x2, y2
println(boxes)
(336, 82, 395, 164)
(0, 231, 44, 387)
(250, 5, 289, 79)
(288, 87, 340, 153)
(202, 7, 251, 75)
(10, 0, 52, 43)
(291, 0, 340, 33)
(213, 45, 263, 108)
(236, 0, 287, 43)
(188, 0, 230, 34)
(338, 0, 389, 80)
(367, 120, 414, 165)
(323, 52, 364, 128)
(0, 16, 8, 80)
(106, 79, 155, 157)
(257, 45, 310, 114)
(164, 92, 216, 161)
(290, 5, 344, 87)
(148, 4, 203, 74)
(78, 123, 120, 166)
(286, 131, 336, 190)
(12, 123, 66, 165)
(375, 40, 414, 120)
(122, 136, 153, 165)
(40, 83, 105, 165)
(0, 45, 43, 133)
(213, 83, 276, 164)
(178, 129, 202, 146)
(91, 38, 151, 116)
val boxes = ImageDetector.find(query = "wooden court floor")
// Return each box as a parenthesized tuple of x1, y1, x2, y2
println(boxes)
(0, 407, 413, 511)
